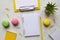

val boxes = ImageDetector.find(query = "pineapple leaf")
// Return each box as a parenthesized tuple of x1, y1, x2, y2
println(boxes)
(45, 2, 57, 15)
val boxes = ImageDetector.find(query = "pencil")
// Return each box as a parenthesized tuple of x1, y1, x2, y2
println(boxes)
(40, 17, 44, 40)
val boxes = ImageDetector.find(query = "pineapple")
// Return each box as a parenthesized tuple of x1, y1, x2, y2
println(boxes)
(45, 2, 57, 16)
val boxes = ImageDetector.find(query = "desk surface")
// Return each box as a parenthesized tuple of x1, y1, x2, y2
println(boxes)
(0, 0, 60, 40)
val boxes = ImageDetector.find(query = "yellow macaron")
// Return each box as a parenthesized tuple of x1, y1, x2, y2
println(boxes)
(43, 18, 51, 27)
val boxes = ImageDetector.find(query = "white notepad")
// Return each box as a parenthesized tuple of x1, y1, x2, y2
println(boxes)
(22, 13, 40, 37)
(16, 0, 38, 9)
(49, 27, 60, 40)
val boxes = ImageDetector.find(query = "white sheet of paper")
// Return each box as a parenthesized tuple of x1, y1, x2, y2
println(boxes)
(49, 27, 60, 40)
(16, 0, 38, 9)
(22, 13, 40, 36)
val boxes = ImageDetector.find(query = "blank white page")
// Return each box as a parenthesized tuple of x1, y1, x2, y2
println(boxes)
(49, 27, 60, 40)
(22, 13, 40, 37)
(16, 0, 38, 9)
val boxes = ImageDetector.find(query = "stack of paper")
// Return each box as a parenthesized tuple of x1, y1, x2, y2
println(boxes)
(16, 0, 38, 9)
(22, 13, 40, 37)
(49, 27, 60, 40)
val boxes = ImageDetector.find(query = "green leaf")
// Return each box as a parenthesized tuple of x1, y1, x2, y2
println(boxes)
(45, 2, 57, 15)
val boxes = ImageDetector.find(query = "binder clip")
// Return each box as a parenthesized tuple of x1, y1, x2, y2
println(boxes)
(19, 5, 35, 12)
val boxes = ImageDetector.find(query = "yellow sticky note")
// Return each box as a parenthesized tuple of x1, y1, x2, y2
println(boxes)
(5, 31, 17, 40)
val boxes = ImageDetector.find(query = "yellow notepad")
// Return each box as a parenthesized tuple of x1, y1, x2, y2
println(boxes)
(5, 31, 17, 40)
(13, 0, 40, 12)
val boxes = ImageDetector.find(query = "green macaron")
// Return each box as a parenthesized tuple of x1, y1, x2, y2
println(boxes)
(2, 20, 9, 28)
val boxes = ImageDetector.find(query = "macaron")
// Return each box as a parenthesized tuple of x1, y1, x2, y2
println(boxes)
(43, 18, 51, 27)
(11, 17, 19, 26)
(2, 20, 9, 28)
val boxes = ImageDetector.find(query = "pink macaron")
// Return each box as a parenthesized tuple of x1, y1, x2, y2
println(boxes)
(11, 17, 19, 26)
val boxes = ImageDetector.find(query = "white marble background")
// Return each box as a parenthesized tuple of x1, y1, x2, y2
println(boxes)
(0, 0, 60, 40)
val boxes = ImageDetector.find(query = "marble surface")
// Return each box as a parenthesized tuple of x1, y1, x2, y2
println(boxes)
(0, 0, 60, 40)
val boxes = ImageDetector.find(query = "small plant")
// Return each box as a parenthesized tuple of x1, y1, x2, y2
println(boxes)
(45, 2, 57, 16)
